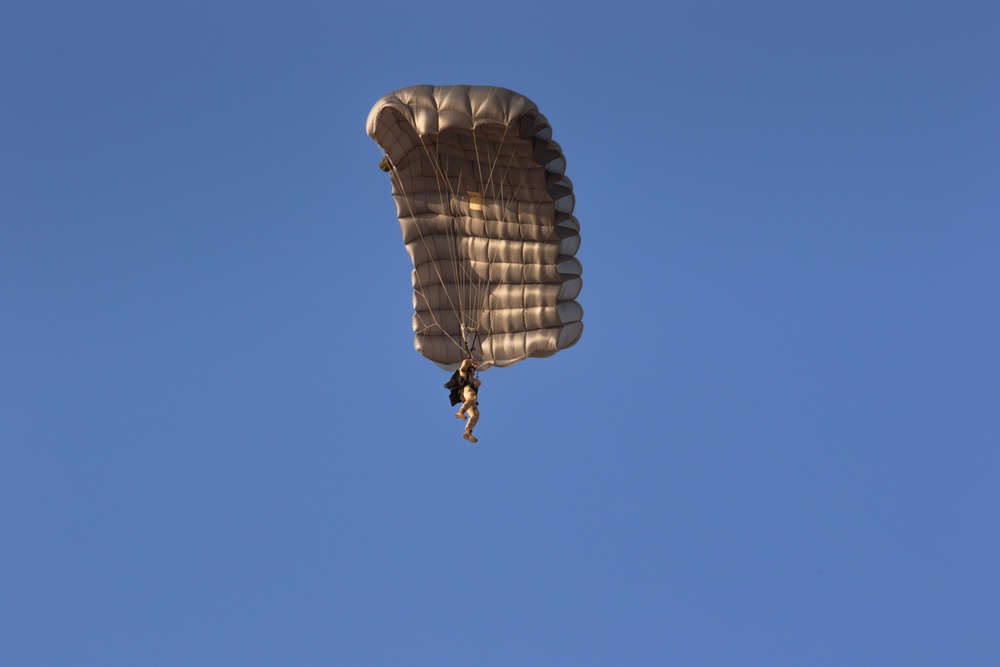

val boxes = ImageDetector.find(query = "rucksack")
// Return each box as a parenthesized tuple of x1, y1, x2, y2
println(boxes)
(444, 371, 465, 406)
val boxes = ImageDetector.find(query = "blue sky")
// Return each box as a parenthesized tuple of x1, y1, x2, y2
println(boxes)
(2, 1, 998, 665)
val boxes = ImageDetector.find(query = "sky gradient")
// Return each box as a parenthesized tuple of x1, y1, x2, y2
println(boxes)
(3, 1, 999, 665)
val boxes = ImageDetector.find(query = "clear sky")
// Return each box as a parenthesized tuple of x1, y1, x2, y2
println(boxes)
(3, 1, 998, 665)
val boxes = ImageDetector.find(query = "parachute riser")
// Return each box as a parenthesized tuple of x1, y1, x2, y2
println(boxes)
(460, 324, 481, 361)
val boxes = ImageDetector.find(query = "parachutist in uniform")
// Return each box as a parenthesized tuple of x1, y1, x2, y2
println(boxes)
(445, 358, 480, 442)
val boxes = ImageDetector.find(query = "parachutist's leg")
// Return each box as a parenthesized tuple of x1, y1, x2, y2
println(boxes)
(458, 395, 476, 418)
(465, 405, 479, 432)
(460, 387, 479, 442)
(463, 409, 479, 442)
(458, 387, 476, 421)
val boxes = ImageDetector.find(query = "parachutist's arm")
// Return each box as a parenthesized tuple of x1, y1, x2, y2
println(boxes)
(458, 358, 481, 384)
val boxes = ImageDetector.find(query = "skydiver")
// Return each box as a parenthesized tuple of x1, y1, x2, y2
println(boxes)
(446, 358, 481, 443)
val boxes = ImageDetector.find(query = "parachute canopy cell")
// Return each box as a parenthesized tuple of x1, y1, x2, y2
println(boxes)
(367, 85, 583, 371)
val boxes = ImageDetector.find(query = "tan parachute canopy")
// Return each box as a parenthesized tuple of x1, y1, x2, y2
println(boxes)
(366, 84, 583, 371)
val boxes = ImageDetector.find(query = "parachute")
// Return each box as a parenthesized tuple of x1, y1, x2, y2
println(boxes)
(366, 85, 583, 371)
